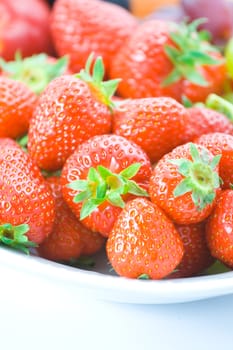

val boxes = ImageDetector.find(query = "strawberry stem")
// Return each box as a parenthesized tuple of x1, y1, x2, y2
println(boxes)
(170, 143, 221, 210)
(67, 163, 149, 220)
(206, 93, 233, 122)
(76, 53, 121, 110)
(0, 223, 37, 254)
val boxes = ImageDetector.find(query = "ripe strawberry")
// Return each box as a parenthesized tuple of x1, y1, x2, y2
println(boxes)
(109, 19, 226, 103)
(27, 55, 119, 171)
(0, 76, 37, 139)
(50, 0, 137, 74)
(61, 134, 152, 237)
(195, 132, 233, 189)
(171, 222, 215, 278)
(0, 52, 69, 95)
(206, 189, 233, 267)
(106, 197, 184, 280)
(38, 176, 105, 262)
(149, 142, 221, 224)
(0, 138, 55, 251)
(183, 106, 233, 142)
(0, 0, 54, 60)
(112, 96, 189, 163)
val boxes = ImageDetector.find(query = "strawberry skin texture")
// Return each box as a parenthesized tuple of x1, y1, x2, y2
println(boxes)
(206, 190, 233, 267)
(27, 75, 112, 171)
(112, 97, 189, 163)
(50, 0, 137, 74)
(171, 222, 215, 278)
(149, 142, 220, 225)
(0, 139, 55, 244)
(109, 20, 226, 102)
(61, 134, 152, 237)
(184, 107, 233, 143)
(106, 197, 184, 280)
(195, 132, 233, 189)
(0, 77, 37, 139)
(38, 176, 105, 262)
(109, 20, 182, 101)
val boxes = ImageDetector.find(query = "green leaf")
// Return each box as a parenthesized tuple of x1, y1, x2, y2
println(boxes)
(161, 68, 182, 87)
(107, 191, 125, 208)
(210, 154, 221, 170)
(97, 165, 113, 180)
(190, 143, 202, 162)
(80, 200, 99, 220)
(127, 180, 149, 197)
(93, 57, 105, 84)
(119, 163, 141, 179)
(173, 178, 193, 197)
(73, 190, 91, 203)
(67, 180, 88, 191)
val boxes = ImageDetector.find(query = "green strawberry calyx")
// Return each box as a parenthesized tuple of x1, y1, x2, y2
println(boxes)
(0, 223, 37, 254)
(76, 53, 121, 110)
(162, 19, 224, 87)
(67, 163, 149, 220)
(0, 51, 69, 94)
(170, 143, 221, 210)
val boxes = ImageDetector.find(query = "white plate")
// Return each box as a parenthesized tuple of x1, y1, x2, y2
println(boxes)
(1, 246, 233, 304)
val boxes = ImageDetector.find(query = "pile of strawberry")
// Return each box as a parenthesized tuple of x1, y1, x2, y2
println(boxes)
(2, 0, 233, 280)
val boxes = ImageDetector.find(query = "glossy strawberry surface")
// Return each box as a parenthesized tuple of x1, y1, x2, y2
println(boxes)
(27, 74, 112, 171)
(106, 197, 184, 279)
(113, 97, 189, 163)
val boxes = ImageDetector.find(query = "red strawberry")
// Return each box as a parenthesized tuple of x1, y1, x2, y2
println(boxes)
(112, 97, 189, 163)
(0, 0, 54, 60)
(0, 138, 55, 251)
(38, 176, 105, 262)
(183, 106, 233, 142)
(149, 142, 221, 224)
(195, 132, 233, 189)
(50, 0, 137, 74)
(61, 134, 152, 237)
(28, 55, 119, 171)
(0, 76, 37, 139)
(206, 189, 233, 267)
(109, 19, 226, 103)
(171, 222, 215, 278)
(106, 197, 184, 280)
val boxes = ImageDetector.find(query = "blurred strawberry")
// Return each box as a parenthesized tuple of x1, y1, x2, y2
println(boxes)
(0, 76, 37, 139)
(50, 0, 137, 74)
(0, 0, 54, 60)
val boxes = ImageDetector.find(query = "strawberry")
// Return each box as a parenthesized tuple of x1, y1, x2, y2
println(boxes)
(0, 0, 54, 60)
(27, 55, 119, 171)
(112, 96, 189, 163)
(171, 222, 215, 278)
(38, 176, 105, 262)
(183, 106, 233, 143)
(106, 197, 184, 280)
(0, 138, 55, 251)
(195, 132, 233, 189)
(0, 52, 69, 95)
(61, 134, 152, 237)
(109, 19, 226, 103)
(50, 0, 137, 74)
(0, 76, 37, 139)
(149, 142, 221, 224)
(206, 189, 233, 267)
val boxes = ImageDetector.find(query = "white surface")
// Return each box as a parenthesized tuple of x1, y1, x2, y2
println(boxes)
(1, 247, 233, 350)
(1, 247, 233, 304)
